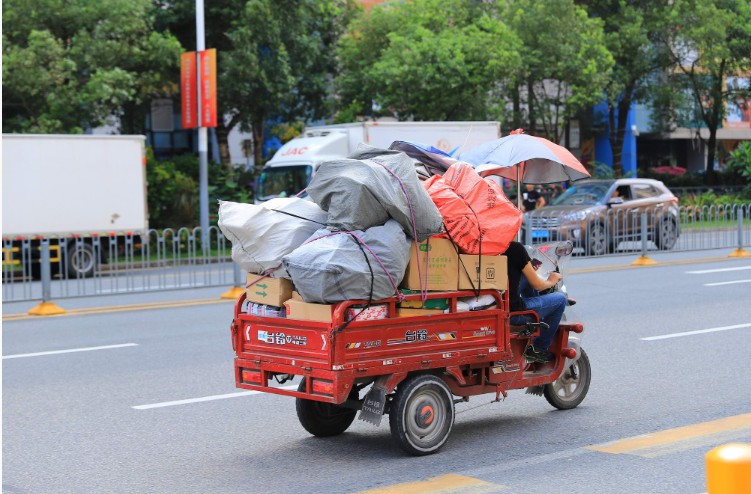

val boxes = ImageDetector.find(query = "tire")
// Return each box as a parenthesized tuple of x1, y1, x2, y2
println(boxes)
(295, 378, 357, 437)
(544, 348, 591, 410)
(586, 223, 610, 256)
(389, 374, 455, 456)
(66, 243, 97, 278)
(654, 216, 678, 250)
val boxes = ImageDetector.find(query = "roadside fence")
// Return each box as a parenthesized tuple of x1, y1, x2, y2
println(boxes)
(2, 204, 750, 307)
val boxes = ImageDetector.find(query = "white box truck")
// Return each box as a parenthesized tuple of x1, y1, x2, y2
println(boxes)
(2, 134, 148, 278)
(255, 121, 500, 202)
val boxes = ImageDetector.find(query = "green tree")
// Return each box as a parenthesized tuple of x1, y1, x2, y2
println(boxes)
(159, 0, 358, 167)
(336, 0, 523, 121)
(505, 0, 614, 142)
(2, 0, 182, 133)
(655, 0, 751, 184)
(578, 0, 669, 177)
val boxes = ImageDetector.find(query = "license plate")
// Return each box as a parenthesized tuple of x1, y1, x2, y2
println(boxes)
(532, 229, 549, 240)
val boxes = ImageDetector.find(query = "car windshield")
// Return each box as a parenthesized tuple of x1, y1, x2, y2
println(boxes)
(257, 165, 312, 201)
(551, 182, 611, 206)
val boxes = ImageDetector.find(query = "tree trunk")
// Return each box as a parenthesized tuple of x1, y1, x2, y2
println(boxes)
(252, 118, 265, 173)
(526, 78, 537, 135)
(512, 83, 522, 131)
(215, 122, 232, 169)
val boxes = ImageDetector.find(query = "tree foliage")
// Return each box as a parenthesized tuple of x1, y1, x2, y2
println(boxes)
(158, 0, 359, 166)
(336, 0, 523, 121)
(654, 0, 751, 183)
(505, 0, 614, 142)
(2, 0, 182, 133)
(578, 0, 669, 176)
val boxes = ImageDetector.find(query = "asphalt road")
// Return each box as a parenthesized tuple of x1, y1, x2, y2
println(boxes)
(3, 249, 751, 494)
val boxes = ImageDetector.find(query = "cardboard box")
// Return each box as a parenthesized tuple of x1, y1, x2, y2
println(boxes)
(246, 275, 294, 307)
(401, 238, 459, 291)
(284, 292, 335, 323)
(399, 289, 450, 309)
(458, 255, 508, 291)
(396, 308, 446, 317)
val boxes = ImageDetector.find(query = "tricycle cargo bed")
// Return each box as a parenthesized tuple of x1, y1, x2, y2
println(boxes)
(232, 290, 511, 402)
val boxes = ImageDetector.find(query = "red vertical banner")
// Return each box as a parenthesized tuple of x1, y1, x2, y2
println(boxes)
(200, 49, 218, 128)
(180, 52, 197, 129)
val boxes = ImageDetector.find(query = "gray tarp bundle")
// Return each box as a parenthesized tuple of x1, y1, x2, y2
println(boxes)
(307, 144, 443, 240)
(217, 198, 327, 276)
(282, 219, 410, 303)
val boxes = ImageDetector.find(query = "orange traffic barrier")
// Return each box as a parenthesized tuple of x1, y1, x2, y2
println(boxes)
(706, 443, 751, 493)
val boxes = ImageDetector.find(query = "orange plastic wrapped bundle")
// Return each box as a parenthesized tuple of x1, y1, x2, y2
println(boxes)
(424, 162, 522, 255)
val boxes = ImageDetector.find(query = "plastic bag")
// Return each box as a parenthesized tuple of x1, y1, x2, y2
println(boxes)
(218, 198, 327, 276)
(424, 162, 522, 255)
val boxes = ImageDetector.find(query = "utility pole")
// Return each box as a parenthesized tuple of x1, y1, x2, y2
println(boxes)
(196, 0, 210, 251)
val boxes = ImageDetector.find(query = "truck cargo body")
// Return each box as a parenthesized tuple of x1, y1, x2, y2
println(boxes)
(256, 121, 500, 202)
(2, 134, 148, 278)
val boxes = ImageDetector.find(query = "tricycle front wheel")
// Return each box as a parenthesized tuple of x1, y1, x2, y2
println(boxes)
(296, 378, 357, 437)
(389, 374, 455, 456)
(544, 348, 591, 410)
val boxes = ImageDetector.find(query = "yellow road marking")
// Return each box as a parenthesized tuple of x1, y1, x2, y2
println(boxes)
(2, 298, 232, 321)
(587, 413, 751, 458)
(352, 474, 505, 494)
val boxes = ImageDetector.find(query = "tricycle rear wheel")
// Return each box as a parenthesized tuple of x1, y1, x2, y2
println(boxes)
(295, 378, 357, 437)
(389, 374, 455, 456)
(544, 348, 591, 410)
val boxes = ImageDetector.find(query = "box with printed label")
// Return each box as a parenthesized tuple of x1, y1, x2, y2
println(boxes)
(284, 292, 335, 323)
(458, 255, 508, 291)
(246, 274, 294, 307)
(401, 237, 459, 291)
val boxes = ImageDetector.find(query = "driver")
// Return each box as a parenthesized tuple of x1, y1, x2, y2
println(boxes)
(503, 240, 567, 363)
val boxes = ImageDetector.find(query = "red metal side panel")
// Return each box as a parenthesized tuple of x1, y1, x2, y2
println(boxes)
(236, 313, 334, 370)
(332, 309, 511, 372)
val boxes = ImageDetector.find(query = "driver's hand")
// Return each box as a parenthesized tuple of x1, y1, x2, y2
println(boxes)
(547, 272, 562, 285)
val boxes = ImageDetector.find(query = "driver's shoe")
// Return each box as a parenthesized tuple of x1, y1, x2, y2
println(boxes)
(523, 345, 554, 363)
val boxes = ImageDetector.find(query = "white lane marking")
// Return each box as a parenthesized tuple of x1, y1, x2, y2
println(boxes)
(133, 384, 299, 410)
(2, 343, 138, 360)
(687, 266, 751, 274)
(704, 279, 751, 287)
(641, 323, 751, 341)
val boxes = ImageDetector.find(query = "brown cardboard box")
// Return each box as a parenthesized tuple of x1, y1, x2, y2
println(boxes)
(284, 292, 335, 322)
(396, 308, 446, 317)
(458, 254, 508, 291)
(246, 275, 294, 307)
(401, 237, 459, 291)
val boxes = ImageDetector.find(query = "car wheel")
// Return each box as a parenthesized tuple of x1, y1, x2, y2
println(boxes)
(295, 378, 357, 437)
(654, 216, 678, 250)
(586, 223, 610, 256)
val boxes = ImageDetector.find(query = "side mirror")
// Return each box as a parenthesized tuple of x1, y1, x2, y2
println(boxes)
(607, 197, 624, 206)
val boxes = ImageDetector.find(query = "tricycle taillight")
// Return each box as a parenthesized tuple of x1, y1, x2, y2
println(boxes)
(241, 368, 262, 384)
(311, 379, 334, 395)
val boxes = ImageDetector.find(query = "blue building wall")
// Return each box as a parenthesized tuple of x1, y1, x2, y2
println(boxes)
(593, 101, 637, 177)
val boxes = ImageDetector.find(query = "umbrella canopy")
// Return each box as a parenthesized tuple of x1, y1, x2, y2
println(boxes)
(460, 133, 590, 184)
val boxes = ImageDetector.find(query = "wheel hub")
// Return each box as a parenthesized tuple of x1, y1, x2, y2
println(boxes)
(414, 402, 435, 428)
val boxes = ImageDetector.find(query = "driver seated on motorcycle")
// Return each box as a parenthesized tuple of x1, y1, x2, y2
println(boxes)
(503, 240, 567, 363)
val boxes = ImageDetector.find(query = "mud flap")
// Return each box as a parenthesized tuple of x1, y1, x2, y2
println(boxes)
(358, 375, 389, 426)
(525, 385, 544, 396)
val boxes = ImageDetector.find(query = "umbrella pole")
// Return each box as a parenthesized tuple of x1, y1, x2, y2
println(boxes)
(516, 166, 522, 242)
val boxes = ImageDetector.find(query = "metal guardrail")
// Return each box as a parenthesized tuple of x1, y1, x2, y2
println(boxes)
(2, 205, 750, 305)
(2, 226, 242, 304)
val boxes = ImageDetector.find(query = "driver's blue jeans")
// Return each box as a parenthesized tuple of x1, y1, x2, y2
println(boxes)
(519, 292, 567, 350)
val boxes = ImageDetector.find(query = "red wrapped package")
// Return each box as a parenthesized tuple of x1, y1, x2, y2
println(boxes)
(424, 162, 522, 255)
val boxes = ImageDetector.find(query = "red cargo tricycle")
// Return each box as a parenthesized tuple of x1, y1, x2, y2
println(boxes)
(230, 283, 590, 455)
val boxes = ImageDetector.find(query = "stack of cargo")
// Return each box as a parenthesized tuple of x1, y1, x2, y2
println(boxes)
(219, 142, 522, 323)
